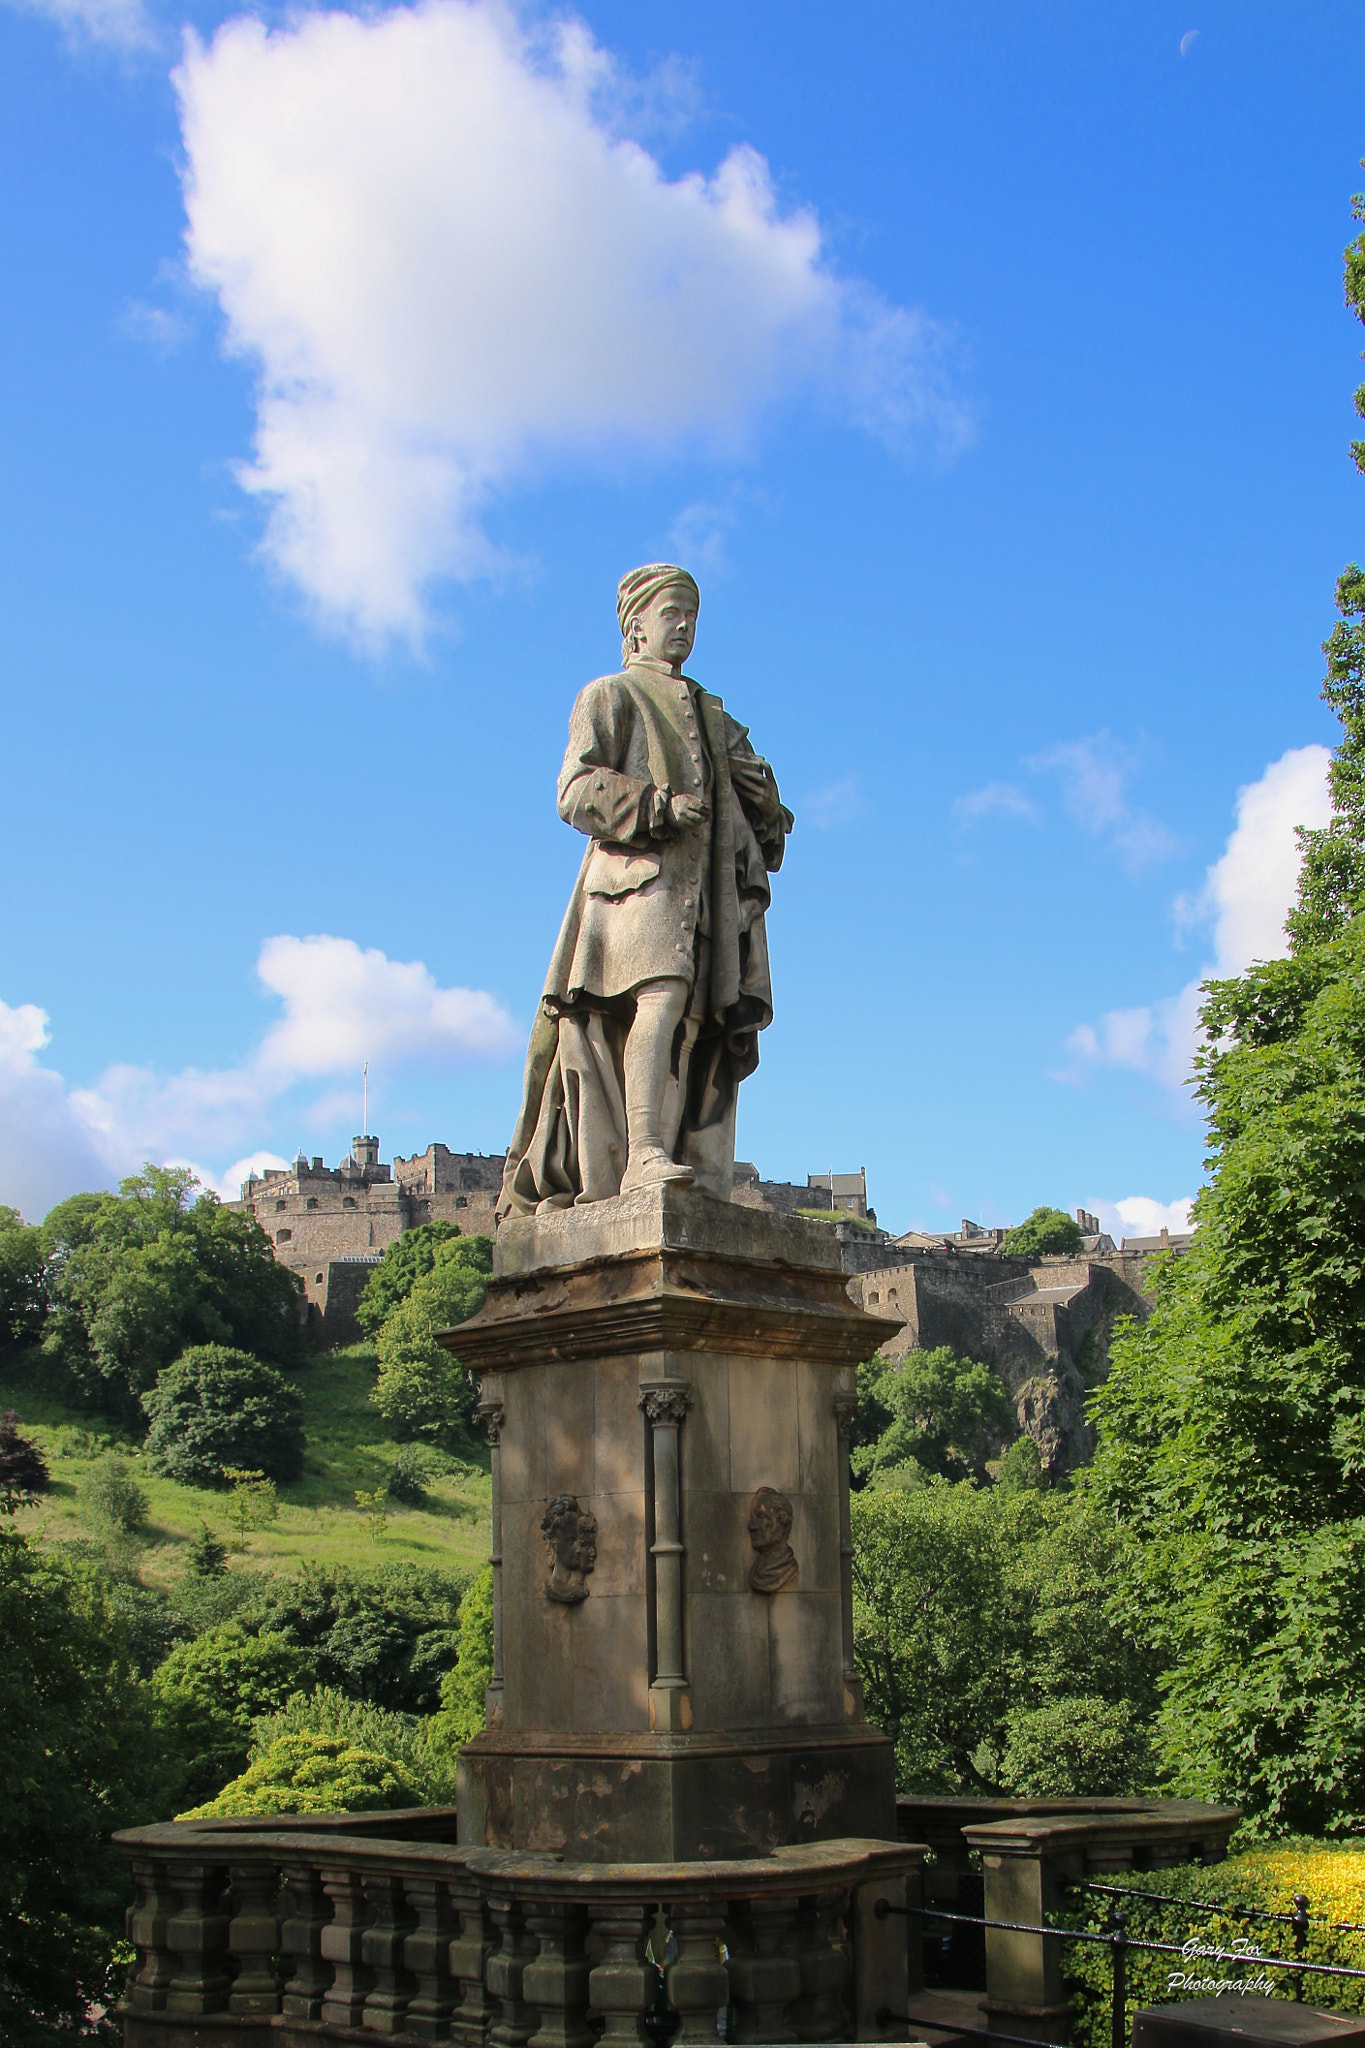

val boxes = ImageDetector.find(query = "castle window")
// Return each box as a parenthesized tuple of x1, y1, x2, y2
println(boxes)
(275, 1199, 287, 1212)
(307, 1198, 319, 1210)
(889, 1288, 899, 1302)
(276, 1228, 292, 1243)
(455, 1196, 468, 1208)
(315, 1273, 323, 1284)
(343, 1197, 357, 1209)
(868, 1291, 879, 1303)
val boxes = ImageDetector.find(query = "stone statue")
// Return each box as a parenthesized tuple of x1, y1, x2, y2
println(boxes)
(747, 1486, 799, 1594)
(541, 1494, 598, 1604)
(499, 564, 792, 1214)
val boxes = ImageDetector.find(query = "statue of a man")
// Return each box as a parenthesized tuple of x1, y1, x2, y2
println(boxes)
(500, 564, 791, 1214)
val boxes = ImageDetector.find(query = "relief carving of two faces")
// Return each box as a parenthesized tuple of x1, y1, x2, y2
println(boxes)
(540, 1486, 798, 1601)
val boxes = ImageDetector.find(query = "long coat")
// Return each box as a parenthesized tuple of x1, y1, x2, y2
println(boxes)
(499, 658, 790, 1214)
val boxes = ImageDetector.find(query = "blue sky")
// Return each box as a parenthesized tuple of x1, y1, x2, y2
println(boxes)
(0, 0, 1360, 1238)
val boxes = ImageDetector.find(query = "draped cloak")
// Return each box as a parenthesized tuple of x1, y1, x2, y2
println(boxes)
(499, 657, 791, 1215)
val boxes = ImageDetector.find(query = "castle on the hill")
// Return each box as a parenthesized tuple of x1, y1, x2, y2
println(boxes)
(230, 1138, 503, 1336)
(236, 1138, 1190, 1474)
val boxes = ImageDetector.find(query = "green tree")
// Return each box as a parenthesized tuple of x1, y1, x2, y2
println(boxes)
(187, 1520, 228, 1579)
(41, 1169, 305, 1420)
(357, 1221, 465, 1334)
(142, 1345, 305, 1486)
(222, 1467, 280, 1549)
(0, 1501, 167, 2045)
(78, 1452, 150, 1536)
(852, 1482, 1162, 1796)
(0, 1410, 50, 1496)
(851, 1347, 1017, 1487)
(371, 1235, 492, 1444)
(151, 1621, 312, 1809)
(0, 1206, 46, 1350)
(179, 1732, 418, 1819)
(1087, 190, 1365, 1833)
(430, 1562, 494, 1752)
(999, 1206, 1085, 1259)
(240, 1560, 465, 1712)
(248, 1684, 459, 1805)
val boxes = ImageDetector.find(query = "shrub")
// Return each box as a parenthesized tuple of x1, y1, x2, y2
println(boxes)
(1059, 1850, 1365, 2048)
(249, 1684, 459, 1805)
(431, 1563, 494, 1752)
(0, 1410, 49, 1494)
(187, 1520, 228, 1579)
(240, 1560, 465, 1713)
(151, 1620, 313, 1808)
(142, 1345, 304, 1487)
(385, 1444, 428, 1506)
(78, 1453, 149, 1534)
(179, 1732, 418, 1819)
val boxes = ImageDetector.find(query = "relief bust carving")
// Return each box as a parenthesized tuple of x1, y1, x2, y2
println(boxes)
(747, 1486, 799, 1595)
(541, 1494, 599, 1604)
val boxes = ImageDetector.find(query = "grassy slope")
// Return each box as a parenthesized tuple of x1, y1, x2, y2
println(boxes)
(5, 1342, 492, 1591)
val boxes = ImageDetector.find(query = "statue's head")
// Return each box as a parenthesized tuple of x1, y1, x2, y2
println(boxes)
(747, 1485, 793, 1553)
(617, 563, 699, 668)
(542, 1493, 598, 1599)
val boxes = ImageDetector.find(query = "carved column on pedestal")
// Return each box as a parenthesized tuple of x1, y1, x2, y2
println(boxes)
(832, 1389, 863, 1720)
(639, 1375, 692, 1733)
(477, 1386, 506, 1727)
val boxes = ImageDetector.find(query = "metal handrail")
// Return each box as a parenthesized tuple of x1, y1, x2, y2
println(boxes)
(889, 1900, 1365, 1980)
(1066, 1880, 1300, 1926)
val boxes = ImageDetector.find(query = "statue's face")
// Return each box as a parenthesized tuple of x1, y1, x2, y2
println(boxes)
(748, 1495, 787, 1549)
(632, 586, 697, 666)
(567, 1511, 598, 1572)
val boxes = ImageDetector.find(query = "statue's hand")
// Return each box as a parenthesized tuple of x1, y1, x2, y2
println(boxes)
(668, 791, 711, 832)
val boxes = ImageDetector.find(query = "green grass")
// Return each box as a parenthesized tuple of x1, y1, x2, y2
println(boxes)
(4, 1343, 492, 1592)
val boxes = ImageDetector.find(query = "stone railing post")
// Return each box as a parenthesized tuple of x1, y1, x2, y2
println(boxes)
(320, 1865, 374, 2029)
(477, 1388, 506, 1727)
(964, 1823, 1085, 2045)
(124, 1855, 177, 2014)
(833, 1387, 863, 1720)
(640, 1375, 692, 1734)
(522, 1900, 595, 2048)
(280, 1857, 335, 2022)
(726, 1897, 801, 2044)
(486, 1890, 540, 2048)
(449, 1873, 495, 2048)
(228, 1858, 283, 2016)
(850, 1874, 909, 2043)
(362, 1870, 417, 2033)
(586, 1897, 654, 2046)
(792, 1889, 850, 2042)
(164, 1856, 231, 2018)
(405, 1871, 459, 2041)
(664, 1891, 730, 2045)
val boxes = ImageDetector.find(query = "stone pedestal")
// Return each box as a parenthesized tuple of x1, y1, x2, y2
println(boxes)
(443, 1187, 901, 1862)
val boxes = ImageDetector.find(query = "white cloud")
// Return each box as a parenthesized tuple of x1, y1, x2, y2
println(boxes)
(1088, 1194, 1196, 1244)
(0, 1001, 119, 1222)
(1030, 734, 1177, 872)
(175, 0, 971, 644)
(804, 773, 863, 831)
(8, 0, 153, 50)
(1065, 745, 1333, 1093)
(0, 936, 518, 1220)
(953, 781, 1040, 827)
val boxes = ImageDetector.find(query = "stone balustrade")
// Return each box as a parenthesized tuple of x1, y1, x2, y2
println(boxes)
(894, 1795, 1239, 2042)
(114, 1816, 921, 2047)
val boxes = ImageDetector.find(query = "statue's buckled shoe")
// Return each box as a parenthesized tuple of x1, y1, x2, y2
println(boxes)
(620, 1148, 695, 1193)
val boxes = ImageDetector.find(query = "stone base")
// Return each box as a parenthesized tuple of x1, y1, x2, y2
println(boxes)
(457, 1723, 897, 1861)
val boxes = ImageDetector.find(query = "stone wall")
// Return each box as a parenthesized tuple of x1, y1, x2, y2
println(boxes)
(849, 1249, 1158, 1475)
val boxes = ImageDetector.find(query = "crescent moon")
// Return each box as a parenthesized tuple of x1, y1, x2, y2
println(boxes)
(1179, 29, 1200, 54)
